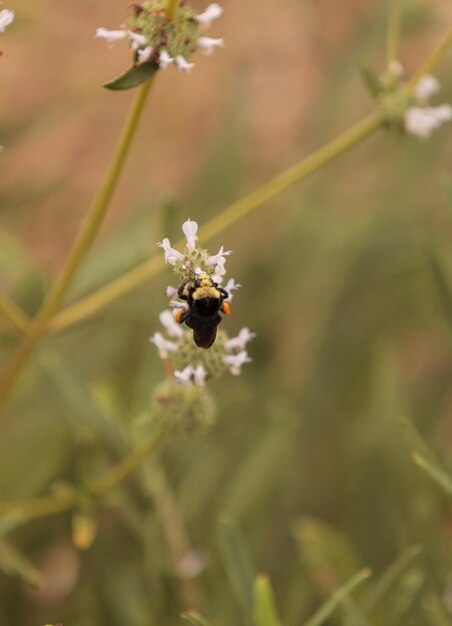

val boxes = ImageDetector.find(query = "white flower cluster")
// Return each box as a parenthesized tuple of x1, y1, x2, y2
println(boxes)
(150, 219, 255, 384)
(96, 2, 224, 73)
(405, 73, 452, 139)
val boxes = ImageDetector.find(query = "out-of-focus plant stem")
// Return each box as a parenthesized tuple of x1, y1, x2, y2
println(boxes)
(0, 426, 166, 521)
(0, 294, 31, 336)
(48, 28, 452, 334)
(144, 461, 206, 611)
(166, 0, 179, 19)
(0, 79, 156, 411)
(386, 0, 401, 67)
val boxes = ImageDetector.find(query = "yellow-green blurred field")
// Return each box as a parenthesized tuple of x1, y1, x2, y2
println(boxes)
(1, 1, 452, 625)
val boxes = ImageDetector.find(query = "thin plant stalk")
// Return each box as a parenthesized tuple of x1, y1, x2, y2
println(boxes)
(0, 78, 156, 408)
(0, 294, 31, 336)
(166, 0, 179, 19)
(386, 0, 402, 67)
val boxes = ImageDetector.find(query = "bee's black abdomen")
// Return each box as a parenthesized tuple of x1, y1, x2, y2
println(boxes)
(193, 325, 217, 349)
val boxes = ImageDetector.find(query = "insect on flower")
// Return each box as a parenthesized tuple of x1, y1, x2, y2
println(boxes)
(175, 272, 231, 349)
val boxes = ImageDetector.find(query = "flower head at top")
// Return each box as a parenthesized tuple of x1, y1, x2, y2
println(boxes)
(151, 219, 255, 384)
(96, 1, 224, 88)
(404, 74, 452, 139)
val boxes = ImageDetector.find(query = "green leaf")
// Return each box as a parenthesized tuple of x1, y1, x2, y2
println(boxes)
(218, 517, 256, 620)
(412, 452, 452, 497)
(181, 611, 213, 626)
(104, 63, 158, 91)
(303, 569, 372, 626)
(361, 545, 421, 614)
(0, 538, 42, 588)
(253, 575, 282, 626)
(360, 66, 382, 98)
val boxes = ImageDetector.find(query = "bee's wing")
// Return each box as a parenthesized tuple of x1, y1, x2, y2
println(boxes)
(194, 325, 217, 349)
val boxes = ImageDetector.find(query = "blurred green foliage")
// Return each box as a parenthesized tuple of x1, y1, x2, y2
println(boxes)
(1, 1, 452, 625)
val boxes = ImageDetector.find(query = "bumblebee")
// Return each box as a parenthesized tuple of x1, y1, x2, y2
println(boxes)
(175, 273, 230, 349)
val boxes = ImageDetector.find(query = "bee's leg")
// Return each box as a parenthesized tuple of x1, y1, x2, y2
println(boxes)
(175, 308, 190, 324)
(219, 287, 229, 299)
(220, 302, 231, 316)
(177, 280, 189, 300)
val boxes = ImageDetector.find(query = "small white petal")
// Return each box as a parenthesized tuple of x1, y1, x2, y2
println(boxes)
(223, 278, 241, 301)
(95, 27, 127, 44)
(405, 106, 452, 139)
(175, 366, 195, 385)
(159, 50, 174, 69)
(414, 74, 440, 102)
(150, 332, 178, 359)
(205, 246, 232, 267)
(182, 219, 199, 251)
(197, 3, 223, 27)
(225, 328, 256, 351)
(128, 31, 148, 49)
(223, 350, 252, 376)
(197, 36, 225, 55)
(169, 300, 188, 310)
(193, 364, 207, 386)
(0, 9, 14, 32)
(137, 46, 153, 64)
(175, 55, 195, 73)
(157, 238, 185, 265)
(159, 310, 184, 338)
(166, 286, 178, 297)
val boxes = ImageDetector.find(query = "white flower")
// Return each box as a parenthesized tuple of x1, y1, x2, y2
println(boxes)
(166, 285, 178, 297)
(175, 56, 195, 73)
(197, 37, 225, 56)
(95, 27, 128, 44)
(159, 310, 184, 338)
(169, 300, 188, 310)
(405, 105, 452, 139)
(225, 328, 256, 351)
(197, 3, 223, 27)
(137, 46, 153, 64)
(414, 74, 440, 102)
(193, 364, 207, 386)
(175, 366, 194, 385)
(223, 278, 241, 300)
(128, 31, 148, 50)
(157, 238, 185, 265)
(182, 219, 198, 251)
(159, 50, 174, 69)
(223, 351, 252, 376)
(205, 245, 232, 267)
(0, 9, 14, 33)
(150, 332, 178, 358)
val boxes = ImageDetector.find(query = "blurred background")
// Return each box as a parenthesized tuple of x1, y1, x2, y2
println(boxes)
(1, 0, 452, 624)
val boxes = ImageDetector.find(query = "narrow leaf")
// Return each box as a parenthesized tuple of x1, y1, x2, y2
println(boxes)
(218, 517, 256, 620)
(104, 63, 158, 91)
(181, 611, 213, 626)
(360, 66, 382, 98)
(412, 452, 452, 497)
(303, 569, 372, 626)
(0, 539, 42, 588)
(253, 575, 282, 626)
(361, 545, 421, 613)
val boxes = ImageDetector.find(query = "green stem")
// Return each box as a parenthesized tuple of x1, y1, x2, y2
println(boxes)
(166, 0, 179, 20)
(0, 78, 156, 408)
(91, 426, 166, 496)
(386, 0, 401, 67)
(50, 112, 384, 332)
(0, 294, 31, 336)
(407, 28, 452, 88)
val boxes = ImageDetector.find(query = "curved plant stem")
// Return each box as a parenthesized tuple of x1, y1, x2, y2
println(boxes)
(0, 294, 31, 336)
(166, 0, 179, 20)
(50, 111, 384, 332)
(0, 78, 156, 409)
(407, 28, 452, 88)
